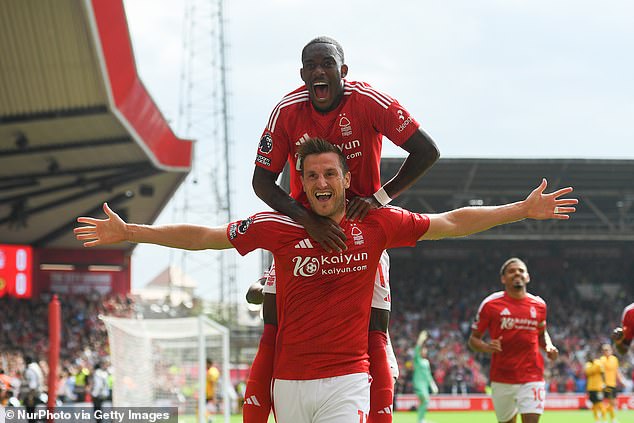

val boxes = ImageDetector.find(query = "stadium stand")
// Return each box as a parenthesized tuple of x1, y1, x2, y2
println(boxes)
(0, 0, 192, 409)
(380, 158, 634, 396)
(2, 0, 634, 413)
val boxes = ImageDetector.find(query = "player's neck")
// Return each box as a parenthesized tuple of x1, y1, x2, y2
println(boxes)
(505, 288, 527, 300)
(331, 209, 345, 224)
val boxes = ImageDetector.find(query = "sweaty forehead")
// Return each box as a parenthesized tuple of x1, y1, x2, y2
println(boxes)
(503, 260, 527, 273)
(302, 152, 342, 171)
(302, 43, 341, 62)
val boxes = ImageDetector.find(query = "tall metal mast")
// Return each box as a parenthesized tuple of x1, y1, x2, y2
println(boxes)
(174, 0, 236, 316)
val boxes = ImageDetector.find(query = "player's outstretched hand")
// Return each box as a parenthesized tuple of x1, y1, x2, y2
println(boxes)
(524, 178, 578, 220)
(302, 211, 347, 253)
(74, 203, 127, 247)
(346, 196, 380, 221)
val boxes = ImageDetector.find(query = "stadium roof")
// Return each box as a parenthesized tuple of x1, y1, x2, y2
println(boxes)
(0, 0, 193, 250)
(382, 158, 634, 241)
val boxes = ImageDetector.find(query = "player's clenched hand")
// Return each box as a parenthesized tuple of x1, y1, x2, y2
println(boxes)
(545, 345, 559, 361)
(487, 337, 503, 353)
(346, 196, 380, 221)
(524, 178, 578, 220)
(612, 327, 624, 342)
(302, 212, 347, 253)
(74, 203, 127, 247)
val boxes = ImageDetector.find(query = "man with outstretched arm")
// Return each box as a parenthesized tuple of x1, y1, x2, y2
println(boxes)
(250, 35, 440, 422)
(76, 138, 576, 423)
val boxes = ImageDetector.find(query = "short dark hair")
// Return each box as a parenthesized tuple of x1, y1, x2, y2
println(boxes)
(302, 36, 345, 62)
(297, 138, 348, 175)
(499, 257, 526, 275)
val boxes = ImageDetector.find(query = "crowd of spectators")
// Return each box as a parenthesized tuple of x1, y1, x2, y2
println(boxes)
(389, 241, 634, 396)
(0, 292, 135, 406)
(2, 242, 634, 407)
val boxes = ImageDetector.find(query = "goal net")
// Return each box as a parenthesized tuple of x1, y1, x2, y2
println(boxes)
(101, 316, 230, 423)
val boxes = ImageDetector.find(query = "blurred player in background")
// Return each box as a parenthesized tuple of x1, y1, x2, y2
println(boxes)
(90, 361, 109, 423)
(247, 34, 440, 423)
(468, 258, 559, 423)
(75, 138, 577, 423)
(21, 355, 43, 423)
(612, 302, 634, 355)
(206, 358, 220, 420)
(600, 343, 624, 423)
(585, 351, 606, 423)
(413, 331, 438, 423)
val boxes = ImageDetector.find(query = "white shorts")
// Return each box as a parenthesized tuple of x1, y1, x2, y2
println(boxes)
(491, 381, 546, 422)
(263, 251, 392, 311)
(273, 373, 370, 423)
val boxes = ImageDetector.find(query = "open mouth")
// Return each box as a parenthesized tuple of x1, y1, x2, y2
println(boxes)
(313, 81, 329, 100)
(315, 191, 332, 202)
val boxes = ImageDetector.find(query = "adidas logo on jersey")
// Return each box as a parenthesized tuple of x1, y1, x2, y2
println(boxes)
(295, 133, 310, 146)
(294, 239, 314, 249)
(244, 395, 261, 406)
(377, 406, 392, 414)
(500, 308, 511, 316)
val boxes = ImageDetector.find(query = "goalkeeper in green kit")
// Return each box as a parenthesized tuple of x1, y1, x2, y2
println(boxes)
(413, 331, 438, 423)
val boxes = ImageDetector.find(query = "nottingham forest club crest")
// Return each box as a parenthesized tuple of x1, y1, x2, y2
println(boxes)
(259, 133, 273, 154)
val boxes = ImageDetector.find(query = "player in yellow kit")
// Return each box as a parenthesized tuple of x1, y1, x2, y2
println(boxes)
(206, 359, 220, 420)
(600, 343, 624, 423)
(585, 353, 606, 423)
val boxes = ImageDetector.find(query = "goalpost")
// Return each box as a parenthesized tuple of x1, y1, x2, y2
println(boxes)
(101, 315, 230, 423)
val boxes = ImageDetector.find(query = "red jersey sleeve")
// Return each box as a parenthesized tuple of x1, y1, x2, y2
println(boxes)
(537, 299, 547, 334)
(622, 304, 634, 342)
(254, 88, 305, 174)
(227, 212, 302, 256)
(355, 81, 420, 147)
(375, 206, 429, 249)
(472, 300, 492, 335)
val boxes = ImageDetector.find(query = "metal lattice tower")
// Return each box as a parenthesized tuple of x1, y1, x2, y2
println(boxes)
(171, 0, 236, 315)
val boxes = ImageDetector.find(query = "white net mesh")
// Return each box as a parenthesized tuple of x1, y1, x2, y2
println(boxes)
(101, 316, 230, 422)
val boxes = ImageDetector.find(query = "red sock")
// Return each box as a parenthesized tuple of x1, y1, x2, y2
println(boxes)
(368, 330, 393, 423)
(243, 324, 276, 423)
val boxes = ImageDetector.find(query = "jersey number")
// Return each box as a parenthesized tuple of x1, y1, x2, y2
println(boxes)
(532, 387, 545, 402)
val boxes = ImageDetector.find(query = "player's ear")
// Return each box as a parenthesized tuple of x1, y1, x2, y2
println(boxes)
(300, 67, 308, 83)
(344, 171, 351, 189)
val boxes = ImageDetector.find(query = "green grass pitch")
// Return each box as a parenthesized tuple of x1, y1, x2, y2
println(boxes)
(188, 409, 634, 422)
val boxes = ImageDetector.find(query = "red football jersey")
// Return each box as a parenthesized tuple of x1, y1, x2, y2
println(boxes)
(228, 207, 430, 380)
(622, 302, 634, 342)
(255, 80, 420, 204)
(472, 291, 548, 384)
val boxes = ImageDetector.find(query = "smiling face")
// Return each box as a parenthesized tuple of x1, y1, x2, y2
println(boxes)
(300, 151, 350, 221)
(300, 42, 348, 113)
(500, 259, 530, 298)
